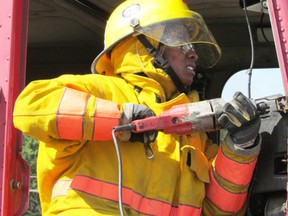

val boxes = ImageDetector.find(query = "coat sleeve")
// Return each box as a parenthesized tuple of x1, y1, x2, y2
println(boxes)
(203, 133, 261, 215)
(13, 74, 127, 144)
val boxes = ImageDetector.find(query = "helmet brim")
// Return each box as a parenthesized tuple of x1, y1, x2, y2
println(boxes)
(92, 11, 222, 74)
(91, 34, 133, 75)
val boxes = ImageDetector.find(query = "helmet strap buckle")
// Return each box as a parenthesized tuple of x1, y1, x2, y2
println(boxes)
(136, 34, 188, 94)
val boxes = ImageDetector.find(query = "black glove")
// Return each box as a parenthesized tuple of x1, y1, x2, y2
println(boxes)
(121, 103, 158, 144)
(218, 92, 261, 147)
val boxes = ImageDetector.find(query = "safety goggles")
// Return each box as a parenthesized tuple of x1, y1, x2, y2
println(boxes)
(172, 44, 196, 54)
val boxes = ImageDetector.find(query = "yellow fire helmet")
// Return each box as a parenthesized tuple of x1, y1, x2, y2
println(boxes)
(91, 0, 222, 75)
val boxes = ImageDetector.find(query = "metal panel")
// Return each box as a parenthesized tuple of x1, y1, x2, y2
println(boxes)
(0, 0, 30, 215)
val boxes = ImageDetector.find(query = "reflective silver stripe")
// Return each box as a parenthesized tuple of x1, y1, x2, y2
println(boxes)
(51, 179, 72, 199)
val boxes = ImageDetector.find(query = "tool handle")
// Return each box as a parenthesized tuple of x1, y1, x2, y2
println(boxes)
(131, 114, 184, 133)
(162, 124, 193, 134)
(131, 104, 191, 133)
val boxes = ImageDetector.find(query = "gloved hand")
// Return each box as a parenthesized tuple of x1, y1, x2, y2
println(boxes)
(218, 92, 261, 148)
(121, 103, 158, 144)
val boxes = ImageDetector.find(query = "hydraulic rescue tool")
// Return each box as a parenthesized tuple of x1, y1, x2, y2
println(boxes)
(119, 98, 226, 135)
(117, 94, 286, 135)
(114, 94, 287, 158)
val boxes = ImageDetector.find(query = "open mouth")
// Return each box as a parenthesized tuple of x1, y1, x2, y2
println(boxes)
(186, 66, 196, 75)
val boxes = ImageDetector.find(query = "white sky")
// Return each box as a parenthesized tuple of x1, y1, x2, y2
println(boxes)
(222, 68, 285, 101)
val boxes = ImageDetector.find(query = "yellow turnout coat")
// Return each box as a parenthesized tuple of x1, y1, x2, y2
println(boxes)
(13, 37, 260, 215)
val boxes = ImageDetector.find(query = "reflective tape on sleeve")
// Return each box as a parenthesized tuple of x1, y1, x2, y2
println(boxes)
(92, 98, 120, 140)
(215, 148, 257, 185)
(57, 88, 90, 140)
(206, 169, 247, 213)
(170, 205, 202, 216)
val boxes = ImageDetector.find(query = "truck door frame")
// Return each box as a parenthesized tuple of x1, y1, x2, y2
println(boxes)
(0, 0, 30, 215)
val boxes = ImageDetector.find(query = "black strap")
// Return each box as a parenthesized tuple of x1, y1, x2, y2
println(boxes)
(136, 34, 188, 94)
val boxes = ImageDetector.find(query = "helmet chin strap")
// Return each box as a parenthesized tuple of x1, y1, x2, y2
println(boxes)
(136, 34, 189, 94)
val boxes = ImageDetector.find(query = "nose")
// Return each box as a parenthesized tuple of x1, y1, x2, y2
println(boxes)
(186, 50, 198, 61)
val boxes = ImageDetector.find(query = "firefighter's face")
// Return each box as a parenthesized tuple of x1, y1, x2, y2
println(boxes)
(162, 45, 198, 86)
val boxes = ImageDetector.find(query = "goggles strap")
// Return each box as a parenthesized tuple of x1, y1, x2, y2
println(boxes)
(136, 34, 188, 94)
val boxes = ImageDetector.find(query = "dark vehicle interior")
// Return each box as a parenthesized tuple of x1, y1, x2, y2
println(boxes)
(26, 0, 287, 215)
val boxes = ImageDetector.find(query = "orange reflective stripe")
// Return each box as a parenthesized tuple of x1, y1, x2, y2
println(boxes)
(170, 205, 202, 216)
(92, 98, 120, 141)
(215, 148, 257, 185)
(52, 179, 72, 199)
(70, 175, 201, 215)
(57, 88, 90, 140)
(206, 169, 247, 213)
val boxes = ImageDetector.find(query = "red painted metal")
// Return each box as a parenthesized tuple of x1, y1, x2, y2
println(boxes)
(0, 0, 30, 215)
(268, 0, 288, 99)
(267, 2, 288, 215)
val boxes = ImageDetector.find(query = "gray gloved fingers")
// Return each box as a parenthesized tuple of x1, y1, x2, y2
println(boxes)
(219, 103, 246, 129)
(232, 92, 257, 119)
(220, 91, 259, 128)
(121, 103, 158, 143)
(132, 104, 156, 122)
(122, 103, 154, 124)
(218, 92, 261, 145)
(218, 112, 237, 131)
(120, 103, 134, 141)
(229, 117, 261, 144)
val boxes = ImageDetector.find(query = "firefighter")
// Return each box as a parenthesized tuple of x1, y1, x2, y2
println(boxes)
(13, 0, 261, 215)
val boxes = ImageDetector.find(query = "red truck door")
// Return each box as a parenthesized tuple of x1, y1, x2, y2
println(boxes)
(268, 0, 288, 97)
(0, 0, 30, 215)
